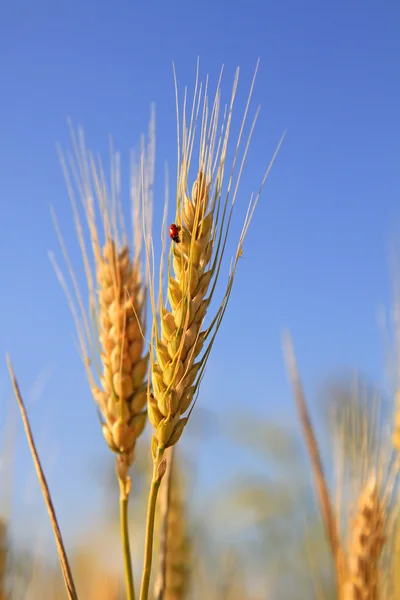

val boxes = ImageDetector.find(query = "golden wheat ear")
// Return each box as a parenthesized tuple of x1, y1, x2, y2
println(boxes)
(147, 62, 284, 460)
(51, 111, 154, 482)
(343, 475, 385, 600)
(139, 62, 284, 600)
(51, 110, 155, 600)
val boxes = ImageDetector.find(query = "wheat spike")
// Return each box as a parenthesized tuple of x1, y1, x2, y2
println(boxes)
(147, 63, 284, 456)
(148, 168, 212, 452)
(140, 63, 283, 600)
(52, 111, 154, 483)
(343, 475, 385, 600)
(93, 238, 148, 479)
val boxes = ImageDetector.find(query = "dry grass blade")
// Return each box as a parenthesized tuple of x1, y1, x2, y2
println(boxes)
(6, 356, 78, 600)
(282, 332, 346, 592)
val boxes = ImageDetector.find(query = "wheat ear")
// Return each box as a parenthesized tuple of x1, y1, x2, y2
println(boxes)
(343, 475, 385, 600)
(51, 112, 155, 600)
(139, 62, 284, 600)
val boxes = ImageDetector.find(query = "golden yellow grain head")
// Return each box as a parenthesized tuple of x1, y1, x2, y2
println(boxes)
(147, 64, 283, 456)
(343, 476, 385, 600)
(52, 111, 155, 481)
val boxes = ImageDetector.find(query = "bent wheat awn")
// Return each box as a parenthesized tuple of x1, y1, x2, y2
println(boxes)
(7, 358, 78, 600)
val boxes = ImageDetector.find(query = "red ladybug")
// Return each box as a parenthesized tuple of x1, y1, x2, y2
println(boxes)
(169, 223, 181, 243)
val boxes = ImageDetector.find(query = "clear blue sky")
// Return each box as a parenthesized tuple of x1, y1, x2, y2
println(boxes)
(1, 0, 400, 552)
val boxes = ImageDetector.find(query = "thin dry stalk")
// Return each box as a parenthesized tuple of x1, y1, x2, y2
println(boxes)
(140, 62, 284, 600)
(282, 333, 346, 592)
(343, 475, 385, 600)
(6, 357, 78, 600)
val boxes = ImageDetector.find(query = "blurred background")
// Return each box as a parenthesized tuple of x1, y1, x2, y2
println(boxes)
(0, 1, 400, 598)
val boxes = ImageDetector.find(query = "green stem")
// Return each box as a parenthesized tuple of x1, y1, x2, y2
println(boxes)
(120, 480, 135, 600)
(140, 449, 165, 600)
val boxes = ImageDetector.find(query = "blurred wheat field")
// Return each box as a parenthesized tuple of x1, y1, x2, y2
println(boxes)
(2, 62, 400, 600)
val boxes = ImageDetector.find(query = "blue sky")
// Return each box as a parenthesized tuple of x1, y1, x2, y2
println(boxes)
(1, 0, 400, 555)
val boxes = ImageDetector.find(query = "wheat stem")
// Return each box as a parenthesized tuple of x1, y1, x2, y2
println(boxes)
(154, 446, 174, 600)
(154, 447, 173, 600)
(140, 449, 166, 600)
(119, 477, 135, 600)
(6, 357, 78, 600)
(140, 481, 160, 600)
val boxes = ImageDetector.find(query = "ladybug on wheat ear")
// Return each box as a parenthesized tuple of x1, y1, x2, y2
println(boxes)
(169, 223, 181, 244)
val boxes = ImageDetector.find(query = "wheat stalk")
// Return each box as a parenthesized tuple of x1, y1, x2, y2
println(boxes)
(153, 447, 174, 600)
(343, 475, 385, 600)
(139, 61, 284, 600)
(51, 112, 155, 600)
